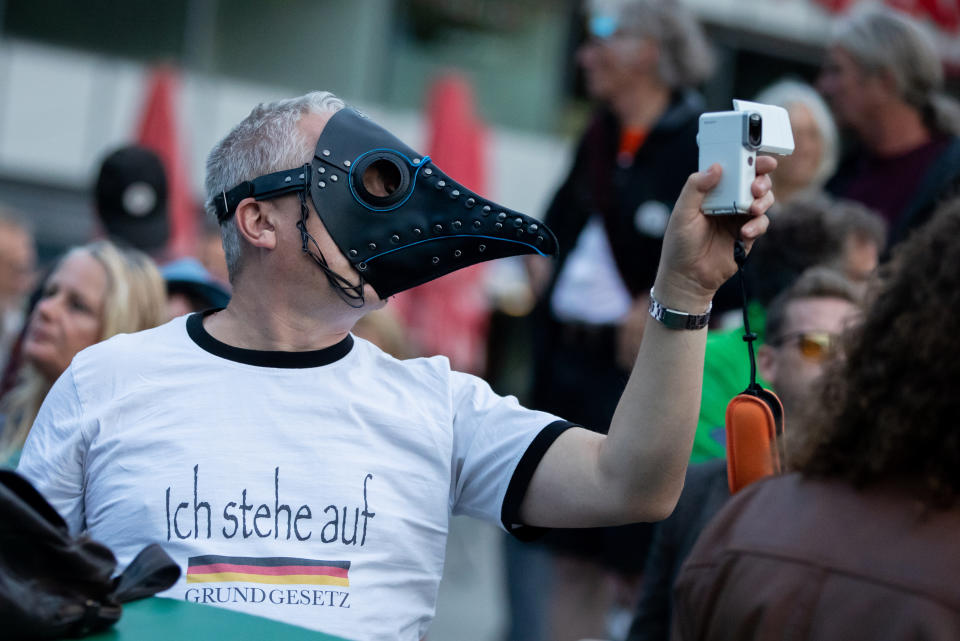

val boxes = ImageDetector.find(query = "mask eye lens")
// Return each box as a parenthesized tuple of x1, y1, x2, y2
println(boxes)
(363, 158, 402, 198)
(351, 152, 412, 210)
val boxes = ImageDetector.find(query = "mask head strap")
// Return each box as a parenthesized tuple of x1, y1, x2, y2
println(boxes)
(212, 166, 311, 222)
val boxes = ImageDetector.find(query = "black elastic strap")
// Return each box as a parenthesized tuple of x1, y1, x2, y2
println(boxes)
(295, 190, 366, 308)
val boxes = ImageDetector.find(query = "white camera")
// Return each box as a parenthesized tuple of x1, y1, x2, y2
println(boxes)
(697, 99, 795, 215)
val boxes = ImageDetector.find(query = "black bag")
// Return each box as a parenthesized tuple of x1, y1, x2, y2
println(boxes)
(0, 469, 181, 639)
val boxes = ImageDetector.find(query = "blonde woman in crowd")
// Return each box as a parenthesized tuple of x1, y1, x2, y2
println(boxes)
(0, 240, 166, 464)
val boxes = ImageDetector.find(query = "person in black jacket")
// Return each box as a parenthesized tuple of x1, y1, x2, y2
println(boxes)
(522, 2, 714, 639)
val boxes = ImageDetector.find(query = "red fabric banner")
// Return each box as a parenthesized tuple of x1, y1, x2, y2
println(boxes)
(815, 0, 960, 32)
(137, 66, 197, 259)
(390, 73, 491, 374)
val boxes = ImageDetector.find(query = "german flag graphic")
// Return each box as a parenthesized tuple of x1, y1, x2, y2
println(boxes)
(186, 555, 350, 586)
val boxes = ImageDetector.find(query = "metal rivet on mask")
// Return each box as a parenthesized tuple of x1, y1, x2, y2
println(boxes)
(330, 175, 338, 182)
(452, 220, 462, 229)
(465, 198, 476, 208)
(323, 150, 331, 157)
(357, 262, 368, 271)
(433, 224, 443, 233)
(473, 220, 481, 229)
(413, 227, 422, 235)
(298, 173, 304, 179)
(391, 234, 400, 243)
(424, 168, 433, 176)
(284, 176, 292, 182)
(435, 180, 446, 190)
(319, 181, 326, 188)
(368, 242, 377, 250)
(319, 167, 326, 174)
(343, 160, 351, 167)
(479, 244, 486, 252)
(495, 222, 503, 230)
(482, 205, 491, 214)
(349, 249, 358, 257)
(513, 217, 523, 228)
(497, 212, 507, 221)
(450, 190, 460, 200)
(432, 256, 440, 264)
(537, 236, 544, 244)
(529, 224, 539, 233)
(413, 158, 421, 165)
(454, 250, 462, 257)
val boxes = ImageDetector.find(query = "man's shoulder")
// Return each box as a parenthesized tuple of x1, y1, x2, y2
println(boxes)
(69, 317, 192, 390)
(351, 336, 454, 387)
(75, 316, 187, 363)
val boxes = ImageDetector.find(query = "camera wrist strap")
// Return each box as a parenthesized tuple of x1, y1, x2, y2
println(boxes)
(734, 239, 760, 392)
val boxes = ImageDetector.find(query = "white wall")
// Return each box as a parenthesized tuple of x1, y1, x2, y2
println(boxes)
(0, 38, 571, 227)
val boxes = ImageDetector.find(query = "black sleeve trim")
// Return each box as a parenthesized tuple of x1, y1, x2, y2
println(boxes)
(501, 419, 578, 541)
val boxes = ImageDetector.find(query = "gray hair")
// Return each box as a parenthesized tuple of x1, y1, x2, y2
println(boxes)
(755, 79, 839, 189)
(617, 0, 714, 88)
(204, 91, 345, 282)
(834, 7, 960, 134)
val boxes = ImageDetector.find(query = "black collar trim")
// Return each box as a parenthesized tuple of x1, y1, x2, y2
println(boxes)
(186, 310, 354, 368)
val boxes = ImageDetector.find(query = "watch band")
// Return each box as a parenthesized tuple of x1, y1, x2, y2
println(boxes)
(648, 287, 712, 330)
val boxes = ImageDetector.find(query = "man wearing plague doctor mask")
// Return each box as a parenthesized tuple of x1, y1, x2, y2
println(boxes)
(18, 91, 775, 641)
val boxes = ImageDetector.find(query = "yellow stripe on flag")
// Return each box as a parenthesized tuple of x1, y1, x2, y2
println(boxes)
(186, 572, 350, 586)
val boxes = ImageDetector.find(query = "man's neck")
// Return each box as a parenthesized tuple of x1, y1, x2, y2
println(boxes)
(203, 278, 360, 352)
(859, 102, 931, 156)
(610, 78, 671, 131)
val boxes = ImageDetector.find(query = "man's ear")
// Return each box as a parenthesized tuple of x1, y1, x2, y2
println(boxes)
(757, 344, 777, 384)
(234, 198, 278, 250)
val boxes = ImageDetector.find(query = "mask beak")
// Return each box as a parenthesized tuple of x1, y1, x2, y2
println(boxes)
(357, 161, 559, 299)
(307, 108, 559, 299)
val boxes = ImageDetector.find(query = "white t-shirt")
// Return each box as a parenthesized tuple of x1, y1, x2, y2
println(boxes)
(550, 216, 633, 325)
(18, 313, 570, 641)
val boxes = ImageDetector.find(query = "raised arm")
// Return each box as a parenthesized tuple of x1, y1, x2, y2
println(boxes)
(519, 158, 776, 527)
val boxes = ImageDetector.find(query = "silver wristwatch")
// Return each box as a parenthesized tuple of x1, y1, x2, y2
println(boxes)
(647, 287, 712, 330)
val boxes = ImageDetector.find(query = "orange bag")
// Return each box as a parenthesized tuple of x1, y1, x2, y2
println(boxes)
(725, 386, 784, 493)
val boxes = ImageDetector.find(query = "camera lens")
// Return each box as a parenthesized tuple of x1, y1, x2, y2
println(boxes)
(748, 113, 762, 148)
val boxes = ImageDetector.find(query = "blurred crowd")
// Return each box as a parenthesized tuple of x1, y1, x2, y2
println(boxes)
(2, 1, 960, 640)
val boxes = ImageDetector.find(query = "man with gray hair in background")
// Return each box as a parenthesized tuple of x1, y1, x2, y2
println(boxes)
(819, 6, 960, 247)
(18, 90, 775, 640)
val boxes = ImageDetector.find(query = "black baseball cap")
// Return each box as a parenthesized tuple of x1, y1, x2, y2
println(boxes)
(95, 145, 170, 253)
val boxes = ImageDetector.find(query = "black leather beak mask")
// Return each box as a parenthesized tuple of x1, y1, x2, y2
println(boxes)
(213, 108, 558, 302)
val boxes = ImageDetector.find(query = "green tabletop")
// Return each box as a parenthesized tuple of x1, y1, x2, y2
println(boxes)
(81, 597, 350, 641)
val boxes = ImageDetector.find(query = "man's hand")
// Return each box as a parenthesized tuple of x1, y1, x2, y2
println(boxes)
(653, 157, 776, 312)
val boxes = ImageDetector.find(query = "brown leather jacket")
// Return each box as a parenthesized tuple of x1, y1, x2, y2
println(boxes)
(672, 473, 960, 640)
